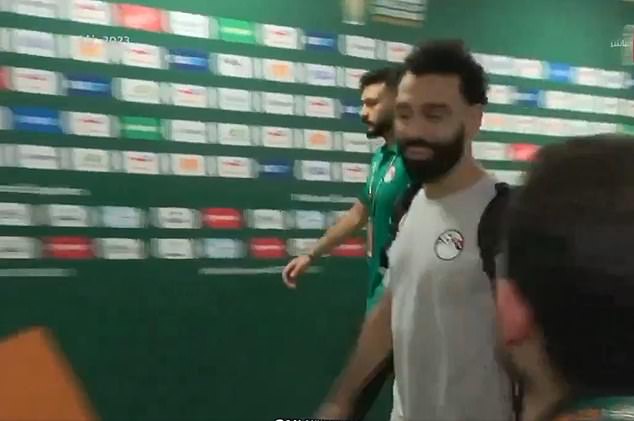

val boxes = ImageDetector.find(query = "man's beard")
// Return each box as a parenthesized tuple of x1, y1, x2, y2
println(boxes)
(398, 125, 466, 185)
(364, 113, 393, 139)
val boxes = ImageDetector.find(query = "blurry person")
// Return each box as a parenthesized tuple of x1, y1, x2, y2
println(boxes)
(283, 66, 410, 314)
(316, 39, 512, 421)
(496, 135, 634, 421)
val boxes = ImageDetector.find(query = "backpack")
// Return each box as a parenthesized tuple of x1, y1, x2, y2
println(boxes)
(379, 181, 524, 421)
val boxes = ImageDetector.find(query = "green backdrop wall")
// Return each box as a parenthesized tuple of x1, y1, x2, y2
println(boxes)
(0, 0, 632, 420)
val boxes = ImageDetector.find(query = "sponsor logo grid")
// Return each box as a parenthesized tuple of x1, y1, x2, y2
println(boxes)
(2, 4, 631, 265)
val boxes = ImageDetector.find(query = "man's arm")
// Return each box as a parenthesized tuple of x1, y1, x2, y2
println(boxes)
(316, 288, 393, 418)
(308, 199, 368, 259)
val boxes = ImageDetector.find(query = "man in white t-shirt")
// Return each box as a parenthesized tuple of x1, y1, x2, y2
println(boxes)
(317, 39, 512, 421)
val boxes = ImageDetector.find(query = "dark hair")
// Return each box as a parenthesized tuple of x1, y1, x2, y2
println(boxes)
(404, 39, 488, 105)
(359, 65, 404, 91)
(504, 134, 634, 395)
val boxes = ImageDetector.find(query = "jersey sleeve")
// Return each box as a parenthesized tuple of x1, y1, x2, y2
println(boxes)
(358, 167, 372, 207)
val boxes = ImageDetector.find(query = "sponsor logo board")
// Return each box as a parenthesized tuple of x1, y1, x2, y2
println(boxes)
(305, 96, 336, 118)
(152, 239, 195, 259)
(261, 126, 293, 148)
(248, 209, 286, 229)
(65, 74, 112, 97)
(202, 208, 242, 229)
(124, 151, 159, 175)
(304, 130, 334, 150)
(297, 160, 331, 181)
(98, 238, 145, 259)
(68, 0, 111, 25)
(305, 64, 337, 86)
(342, 132, 370, 153)
(101, 206, 145, 228)
(152, 208, 199, 229)
(167, 11, 210, 38)
(12, 29, 56, 57)
(258, 159, 294, 178)
(262, 92, 295, 115)
(262, 59, 295, 83)
(341, 162, 369, 183)
(203, 239, 245, 259)
(262, 24, 299, 49)
(171, 154, 206, 176)
(0, 203, 32, 226)
(118, 78, 161, 104)
(119, 43, 162, 69)
(115, 4, 163, 31)
(70, 36, 109, 63)
(72, 148, 110, 172)
(44, 236, 94, 259)
(250, 237, 286, 259)
(217, 54, 254, 78)
(0, 237, 37, 259)
(170, 83, 209, 108)
(294, 210, 326, 230)
(167, 48, 209, 71)
(217, 88, 251, 111)
(67, 112, 112, 137)
(168, 120, 207, 143)
(17, 144, 58, 169)
(10, 67, 58, 95)
(12, 0, 58, 18)
(217, 156, 254, 178)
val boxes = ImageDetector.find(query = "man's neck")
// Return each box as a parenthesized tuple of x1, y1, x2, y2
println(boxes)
(423, 158, 487, 200)
(383, 131, 395, 146)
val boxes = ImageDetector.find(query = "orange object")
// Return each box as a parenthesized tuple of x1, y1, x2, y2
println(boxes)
(0, 327, 97, 421)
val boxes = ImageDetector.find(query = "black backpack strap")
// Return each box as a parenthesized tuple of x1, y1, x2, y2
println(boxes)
(477, 182, 512, 286)
(477, 182, 524, 421)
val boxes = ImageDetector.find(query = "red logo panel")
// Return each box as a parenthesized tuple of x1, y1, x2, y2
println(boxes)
(508, 143, 540, 162)
(203, 208, 242, 229)
(116, 4, 163, 31)
(0, 68, 9, 90)
(250, 238, 286, 259)
(332, 238, 365, 257)
(45, 237, 94, 259)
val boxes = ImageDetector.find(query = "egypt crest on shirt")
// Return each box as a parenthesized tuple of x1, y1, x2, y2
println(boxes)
(434, 229, 464, 260)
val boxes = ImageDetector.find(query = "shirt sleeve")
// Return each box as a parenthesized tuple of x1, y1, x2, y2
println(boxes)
(358, 168, 372, 207)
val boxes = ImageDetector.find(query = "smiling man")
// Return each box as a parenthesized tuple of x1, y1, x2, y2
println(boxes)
(317, 40, 512, 421)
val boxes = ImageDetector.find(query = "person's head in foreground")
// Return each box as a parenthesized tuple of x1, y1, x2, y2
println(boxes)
(395, 39, 488, 186)
(496, 134, 634, 421)
(359, 65, 404, 140)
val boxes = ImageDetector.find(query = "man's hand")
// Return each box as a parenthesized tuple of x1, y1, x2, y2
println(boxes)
(314, 401, 353, 420)
(282, 255, 312, 289)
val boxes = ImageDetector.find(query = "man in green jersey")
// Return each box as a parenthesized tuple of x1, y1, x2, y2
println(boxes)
(496, 135, 634, 421)
(282, 66, 410, 313)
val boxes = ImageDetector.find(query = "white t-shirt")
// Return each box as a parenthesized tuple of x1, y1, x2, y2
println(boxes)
(385, 174, 512, 421)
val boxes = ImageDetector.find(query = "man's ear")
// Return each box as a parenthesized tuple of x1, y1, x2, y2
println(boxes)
(496, 278, 536, 346)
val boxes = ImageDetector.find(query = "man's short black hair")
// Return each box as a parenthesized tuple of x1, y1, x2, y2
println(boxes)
(403, 39, 488, 105)
(359, 66, 404, 91)
(504, 134, 634, 395)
